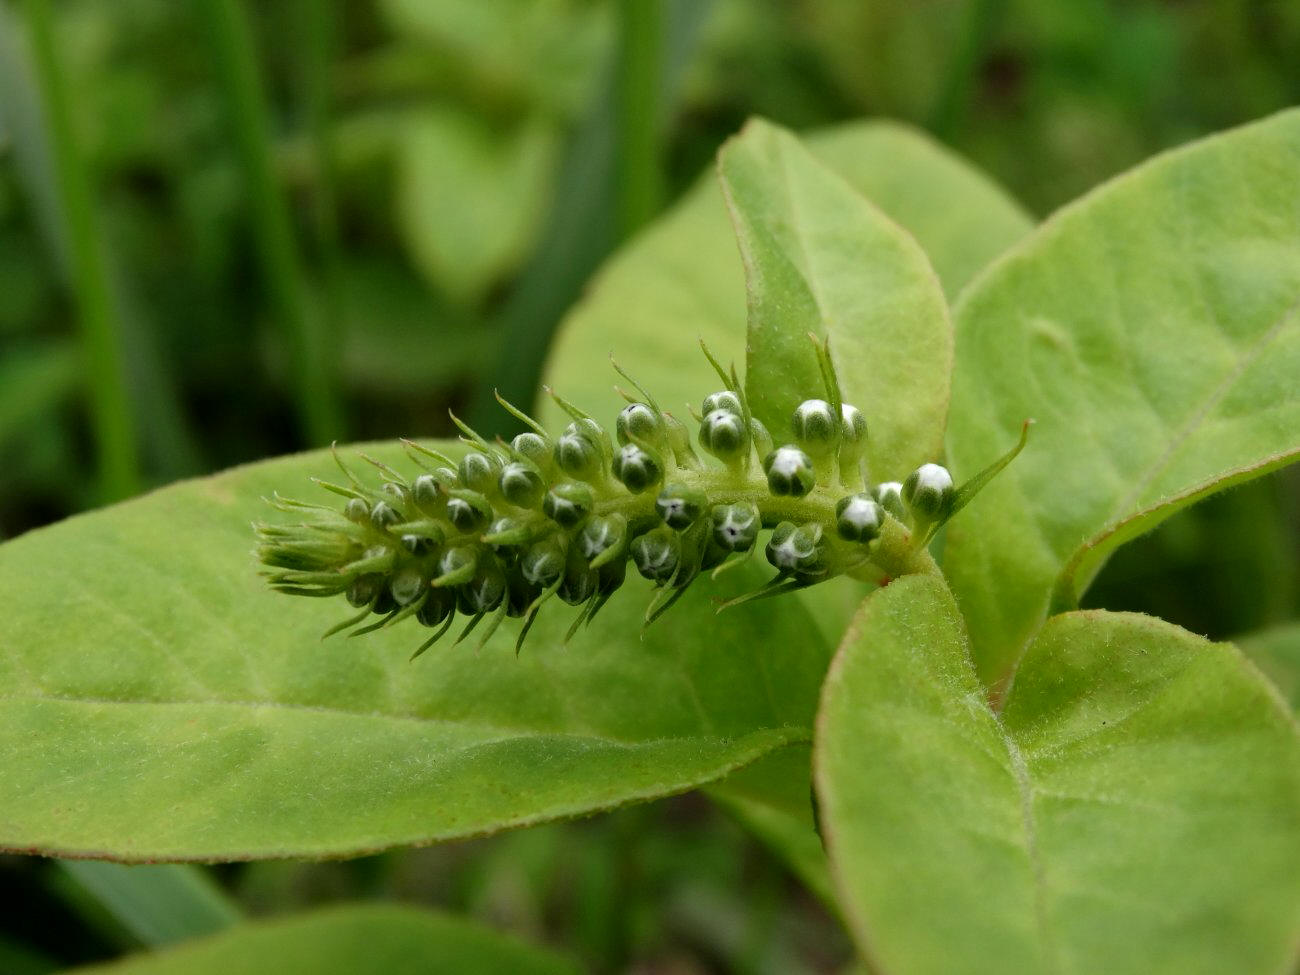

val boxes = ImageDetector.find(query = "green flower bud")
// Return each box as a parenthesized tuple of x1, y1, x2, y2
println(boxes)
(611, 444, 662, 494)
(401, 533, 435, 556)
(631, 525, 681, 583)
(484, 516, 531, 553)
(499, 460, 546, 508)
(766, 521, 826, 575)
(511, 431, 552, 470)
(763, 446, 816, 497)
(655, 482, 707, 530)
(711, 502, 760, 552)
(521, 536, 566, 587)
(370, 500, 401, 530)
(371, 588, 397, 616)
(458, 558, 506, 614)
(579, 513, 627, 561)
(903, 463, 955, 524)
(702, 390, 742, 416)
(435, 545, 477, 584)
(543, 481, 594, 528)
(389, 566, 427, 606)
(346, 574, 383, 607)
(558, 546, 598, 605)
(417, 586, 455, 627)
(835, 494, 883, 543)
(616, 402, 666, 449)
(458, 451, 501, 494)
(791, 399, 840, 456)
(413, 474, 442, 512)
(344, 497, 370, 523)
(446, 491, 492, 533)
(698, 409, 749, 463)
(555, 425, 604, 481)
(872, 481, 907, 522)
(841, 403, 867, 445)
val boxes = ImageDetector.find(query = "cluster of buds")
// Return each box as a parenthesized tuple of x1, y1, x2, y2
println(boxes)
(257, 339, 1027, 656)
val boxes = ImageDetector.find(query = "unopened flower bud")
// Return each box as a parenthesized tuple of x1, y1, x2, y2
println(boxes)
(458, 451, 501, 494)
(511, 431, 552, 470)
(835, 494, 883, 543)
(611, 444, 662, 494)
(579, 513, 627, 561)
(791, 399, 840, 459)
(543, 481, 594, 528)
(872, 481, 907, 522)
(903, 463, 955, 524)
(555, 424, 604, 481)
(616, 402, 666, 451)
(766, 521, 825, 575)
(458, 558, 507, 614)
(413, 474, 442, 512)
(631, 525, 681, 583)
(344, 497, 370, 523)
(389, 567, 427, 606)
(521, 536, 566, 587)
(699, 409, 749, 464)
(445, 491, 492, 533)
(499, 460, 546, 508)
(764, 446, 815, 497)
(370, 500, 401, 530)
(655, 482, 707, 530)
(702, 390, 742, 416)
(417, 586, 455, 627)
(711, 502, 760, 552)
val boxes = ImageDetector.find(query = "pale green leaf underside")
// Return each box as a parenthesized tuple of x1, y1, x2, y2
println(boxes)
(816, 575, 1300, 975)
(1239, 622, 1300, 714)
(945, 108, 1300, 684)
(0, 442, 829, 861)
(720, 117, 952, 482)
(70, 904, 578, 975)
(539, 119, 1032, 433)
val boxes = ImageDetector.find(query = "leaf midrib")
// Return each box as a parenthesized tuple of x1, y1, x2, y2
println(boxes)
(0, 690, 812, 749)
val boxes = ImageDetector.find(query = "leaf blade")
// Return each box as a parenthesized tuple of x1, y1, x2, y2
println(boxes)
(815, 575, 1300, 975)
(945, 109, 1300, 684)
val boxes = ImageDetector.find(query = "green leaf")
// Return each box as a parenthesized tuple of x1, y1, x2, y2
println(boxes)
(816, 575, 1300, 975)
(395, 108, 560, 304)
(57, 862, 241, 946)
(945, 109, 1300, 685)
(1239, 622, 1300, 714)
(0, 442, 830, 861)
(68, 904, 579, 974)
(707, 745, 836, 910)
(540, 119, 1032, 431)
(719, 117, 952, 481)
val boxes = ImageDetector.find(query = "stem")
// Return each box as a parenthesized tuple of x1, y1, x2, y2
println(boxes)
(197, 0, 344, 445)
(23, 0, 139, 501)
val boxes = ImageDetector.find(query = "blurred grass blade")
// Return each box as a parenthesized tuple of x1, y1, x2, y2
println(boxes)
(19, 0, 139, 501)
(58, 861, 241, 947)
(0, 339, 79, 446)
(615, 0, 665, 238)
(196, 0, 344, 445)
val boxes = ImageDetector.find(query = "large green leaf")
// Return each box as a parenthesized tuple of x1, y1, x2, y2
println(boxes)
(945, 109, 1300, 685)
(719, 117, 952, 481)
(0, 442, 830, 861)
(539, 119, 1031, 432)
(815, 574, 1300, 975)
(70, 904, 578, 974)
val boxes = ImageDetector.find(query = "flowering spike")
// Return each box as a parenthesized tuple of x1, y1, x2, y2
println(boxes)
(258, 343, 1023, 654)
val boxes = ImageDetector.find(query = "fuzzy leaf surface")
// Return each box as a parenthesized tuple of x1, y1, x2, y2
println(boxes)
(816, 575, 1300, 975)
(0, 442, 829, 861)
(718, 118, 951, 481)
(945, 109, 1300, 684)
(70, 904, 578, 974)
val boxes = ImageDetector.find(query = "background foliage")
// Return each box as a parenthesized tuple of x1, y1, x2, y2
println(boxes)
(1, 0, 1298, 972)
